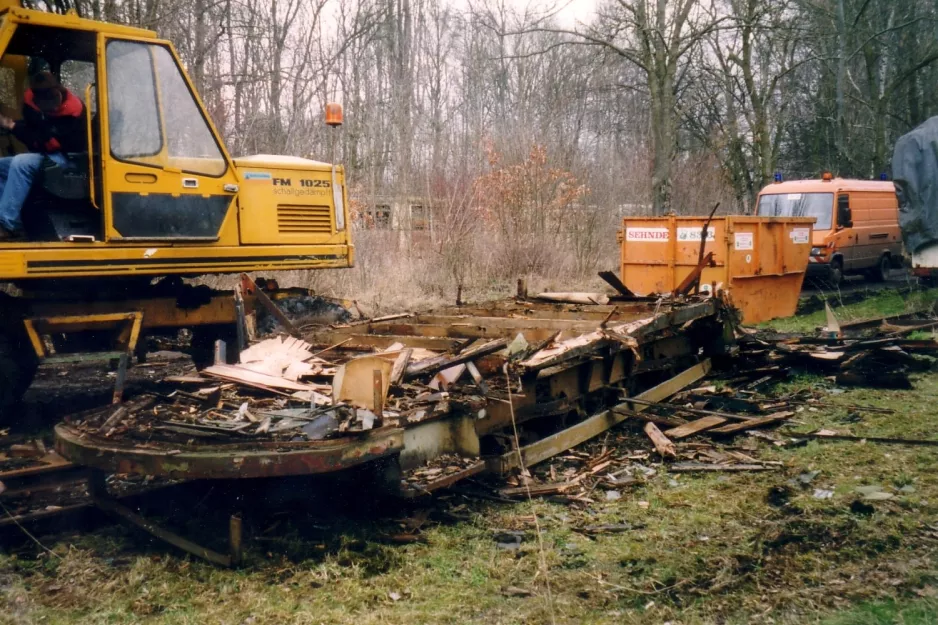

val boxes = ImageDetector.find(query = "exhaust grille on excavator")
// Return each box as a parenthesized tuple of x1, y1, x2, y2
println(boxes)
(276, 205, 333, 234)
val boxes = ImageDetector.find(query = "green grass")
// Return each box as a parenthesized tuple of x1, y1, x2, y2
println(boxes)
(819, 598, 938, 625)
(4, 291, 938, 624)
(5, 370, 938, 625)
(765, 287, 938, 333)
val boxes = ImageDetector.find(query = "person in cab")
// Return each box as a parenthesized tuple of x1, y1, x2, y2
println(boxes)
(0, 71, 86, 240)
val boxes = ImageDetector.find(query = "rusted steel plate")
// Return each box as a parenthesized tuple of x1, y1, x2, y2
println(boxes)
(55, 425, 404, 480)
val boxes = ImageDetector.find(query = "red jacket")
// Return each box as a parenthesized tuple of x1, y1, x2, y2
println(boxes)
(13, 89, 86, 153)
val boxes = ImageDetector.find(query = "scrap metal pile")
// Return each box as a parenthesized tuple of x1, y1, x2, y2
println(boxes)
(56, 295, 938, 490)
(54, 293, 728, 488)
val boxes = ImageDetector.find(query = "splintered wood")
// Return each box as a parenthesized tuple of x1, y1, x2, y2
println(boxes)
(643, 422, 677, 458)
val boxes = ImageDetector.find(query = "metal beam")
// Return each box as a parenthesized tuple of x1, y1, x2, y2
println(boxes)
(488, 359, 711, 473)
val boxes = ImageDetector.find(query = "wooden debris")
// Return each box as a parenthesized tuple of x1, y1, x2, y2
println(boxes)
(664, 416, 727, 439)
(202, 364, 319, 393)
(520, 315, 660, 371)
(498, 481, 577, 499)
(534, 292, 610, 305)
(597, 270, 636, 298)
(404, 338, 509, 380)
(621, 397, 757, 422)
(333, 355, 393, 412)
(643, 422, 677, 458)
(465, 361, 490, 395)
(611, 407, 687, 428)
(707, 411, 794, 435)
(242, 273, 303, 338)
(389, 348, 413, 385)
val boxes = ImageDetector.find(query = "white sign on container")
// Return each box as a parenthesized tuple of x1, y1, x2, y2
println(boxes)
(626, 227, 670, 242)
(789, 227, 810, 244)
(677, 226, 715, 242)
(734, 232, 754, 251)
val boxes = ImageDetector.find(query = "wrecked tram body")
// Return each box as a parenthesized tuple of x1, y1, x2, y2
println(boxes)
(54, 296, 731, 495)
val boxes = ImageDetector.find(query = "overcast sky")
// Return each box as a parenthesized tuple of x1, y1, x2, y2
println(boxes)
(458, 0, 599, 27)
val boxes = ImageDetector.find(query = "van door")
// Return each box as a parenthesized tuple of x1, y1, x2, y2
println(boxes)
(836, 193, 860, 270)
(99, 37, 239, 241)
(864, 193, 901, 266)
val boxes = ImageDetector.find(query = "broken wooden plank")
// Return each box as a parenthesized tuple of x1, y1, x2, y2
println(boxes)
(306, 332, 467, 352)
(498, 481, 577, 499)
(520, 302, 716, 372)
(664, 416, 727, 439)
(98, 396, 156, 435)
(534, 292, 610, 305)
(620, 397, 758, 422)
(404, 338, 508, 380)
(389, 348, 413, 385)
(673, 251, 715, 296)
(707, 411, 794, 435)
(429, 364, 467, 390)
(163, 375, 209, 384)
(520, 316, 658, 371)
(242, 273, 302, 338)
(202, 364, 318, 393)
(597, 270, 636, 298)
(644, 422, 677, 458)
(610, 407, 687, 429)
(465, 360, 490, 395)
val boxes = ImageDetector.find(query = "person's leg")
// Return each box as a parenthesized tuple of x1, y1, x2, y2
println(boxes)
(0, 152, 45, 233)
(0, 156, 17, 232)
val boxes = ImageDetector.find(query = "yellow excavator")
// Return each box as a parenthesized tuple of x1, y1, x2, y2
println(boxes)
(0, 1, 354, 412)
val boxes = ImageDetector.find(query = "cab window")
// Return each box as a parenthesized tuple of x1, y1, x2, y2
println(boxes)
(106, 40, 226, 176)
(106, 40, 161, 159)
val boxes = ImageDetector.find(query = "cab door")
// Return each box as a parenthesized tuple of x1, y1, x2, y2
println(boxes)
(98, 36, 239, 242)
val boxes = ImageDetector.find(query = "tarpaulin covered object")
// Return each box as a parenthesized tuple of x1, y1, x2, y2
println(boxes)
(892, 116, 938, 254)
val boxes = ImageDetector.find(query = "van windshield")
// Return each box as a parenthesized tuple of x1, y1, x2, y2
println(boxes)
(757, 192, 833, 230)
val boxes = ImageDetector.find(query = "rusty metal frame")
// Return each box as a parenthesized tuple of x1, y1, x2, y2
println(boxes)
(51, 294, 729, 555)
(55, 424, 404, 479)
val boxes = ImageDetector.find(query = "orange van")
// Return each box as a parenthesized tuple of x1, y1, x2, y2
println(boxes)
(755, 176, 903, 284)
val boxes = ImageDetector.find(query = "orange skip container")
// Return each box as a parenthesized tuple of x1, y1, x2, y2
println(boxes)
(618, 216, 815, 323)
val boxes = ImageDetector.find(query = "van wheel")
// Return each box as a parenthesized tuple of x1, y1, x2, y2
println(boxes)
(870, 255, 891, 282)
(827, 259, 844, 287)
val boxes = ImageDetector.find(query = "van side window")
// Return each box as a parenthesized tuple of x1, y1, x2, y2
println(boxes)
(837, 194, 851, 227)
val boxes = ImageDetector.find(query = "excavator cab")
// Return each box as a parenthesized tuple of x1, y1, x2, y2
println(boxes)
(0, 3, 353, 259)
(0, 15, 238, 242)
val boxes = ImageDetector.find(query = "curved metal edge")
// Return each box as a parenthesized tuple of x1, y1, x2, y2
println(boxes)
(54, 424, 405, 480)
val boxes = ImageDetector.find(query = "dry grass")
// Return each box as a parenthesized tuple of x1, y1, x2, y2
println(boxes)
(229, 228, 616, 317)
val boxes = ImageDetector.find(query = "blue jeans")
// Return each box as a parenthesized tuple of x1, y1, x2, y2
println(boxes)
(0, 152, 67, 233)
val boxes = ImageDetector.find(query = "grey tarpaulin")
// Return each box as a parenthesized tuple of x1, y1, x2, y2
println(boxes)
(893, 116, 938, 254)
